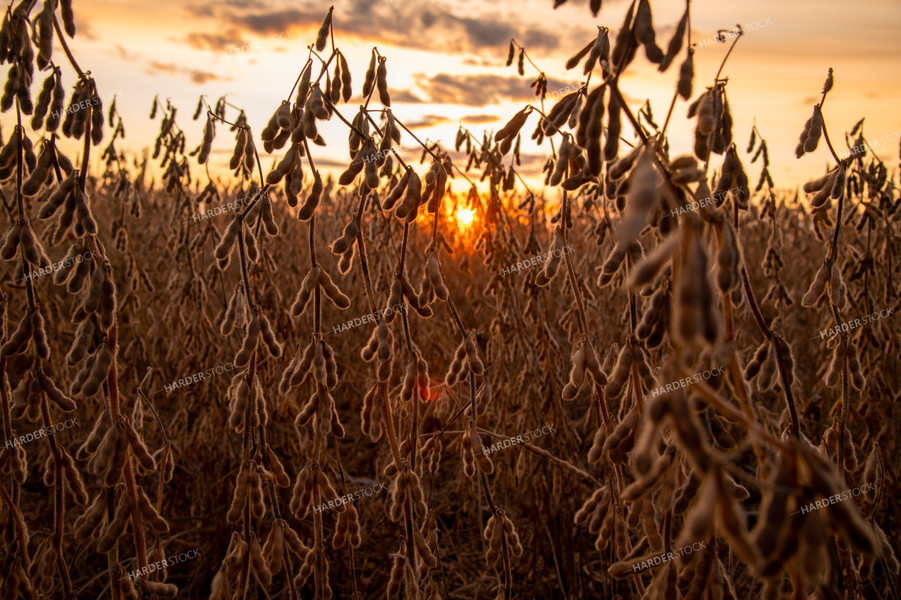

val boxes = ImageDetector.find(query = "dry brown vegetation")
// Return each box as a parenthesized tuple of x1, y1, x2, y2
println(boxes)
(0, 0, 899, 599)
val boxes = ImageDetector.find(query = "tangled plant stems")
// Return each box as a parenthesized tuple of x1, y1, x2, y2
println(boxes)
(0, 1, 899, 599)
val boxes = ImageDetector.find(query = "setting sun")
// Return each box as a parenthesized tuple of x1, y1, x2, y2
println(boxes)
(456, 207, 476, 228)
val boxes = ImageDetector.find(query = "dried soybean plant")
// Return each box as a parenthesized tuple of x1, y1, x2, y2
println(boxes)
(0, 0, 899, 599)
(0, 1, 175, 599)
(518, 1, 900, 599)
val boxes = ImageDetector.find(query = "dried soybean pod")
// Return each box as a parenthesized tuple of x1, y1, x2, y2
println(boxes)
(495, 107, 530, 145)
(750, 454, 795, 572)
(583, 87, 605, 175)
(660, 9, 688, 72)
(830, 165, 845, 199)
(22, 145, 52, 196)
(91, 99, 104, 146)
(801, 262, 830, 306)
(395, 169, 422, 221)
(634, 0, 664, 64)
(31, 73, 55, 130)
(264, 524, 287, 574)
(362, 52, 377, 98)
(247, 533, 272, 585)
(0, 221, 23, 261)
(426, 253, 449, 301)
(37, 371, 77, 411)
(381, 167, 410, 212)
(198, 116, 216, 164)
(140, 582, 177, 598)
(565, 39, 595, 70)
(604, 92, 621, 161)
(60, 0, 76, 36)
(259, 197, 278, 236)
(30, 309, 50, 360)
(265, 445, 291, 487)
(258, 312, 283, 357)
(229, 129, 246, 171)
(542, 92, 580, 136)
(803, 168, 838, 193)
(575, 486, 608, 525)
(744, 339, 770, 379)
(315, 7, 332, 52)
(82, 261, 107, 314)
(59, 450, 88, 504)
(262, 105, 281, 142)
(35, 1, 54, 68)
(283, 523, 311, 560)
(227, 464, 251, 523)
(80, 343, 112, 397)
(45, 76, 65, 132)
(74, 492, 107, 539)
(376, 57, 390, 106)
(123, 420, 156, 470)
(96, 494, 132, 553)
(298, 170, 322, 220)
(506, 40, 516, 66)
(338, 52, 352, 102)
(291, 267, 321, 318)
(136, 486, 169, 533)
(1, 311, 32, 357)
(583, 27, 610, 75)
(318, 268, 351, 309)
(96, 264, 117, 331)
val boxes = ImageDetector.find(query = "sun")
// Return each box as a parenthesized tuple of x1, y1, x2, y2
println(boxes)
(456, 207, 475, 228)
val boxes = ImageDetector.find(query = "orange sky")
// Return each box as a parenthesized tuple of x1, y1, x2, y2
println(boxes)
(5, 0, 901, 194)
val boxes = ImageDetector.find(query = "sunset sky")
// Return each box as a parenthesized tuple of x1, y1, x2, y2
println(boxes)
(5, 0, 901, 193)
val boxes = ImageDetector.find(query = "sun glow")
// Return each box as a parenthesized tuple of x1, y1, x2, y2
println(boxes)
(456, 207, 475, 228)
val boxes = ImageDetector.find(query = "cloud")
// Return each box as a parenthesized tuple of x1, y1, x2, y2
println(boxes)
(406, 115, 451, 129)
(145, 61, 231, 85)
(461, 114, 499, 124)
(185, 0, 564, 57)
(388, 89, 426, 104)
(112, 44, 140, 61)
(412, 73, 578, 107)
(183, 30, 247, 52)
(72, 14, 97, 41)
(232, 9, 306, 35)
